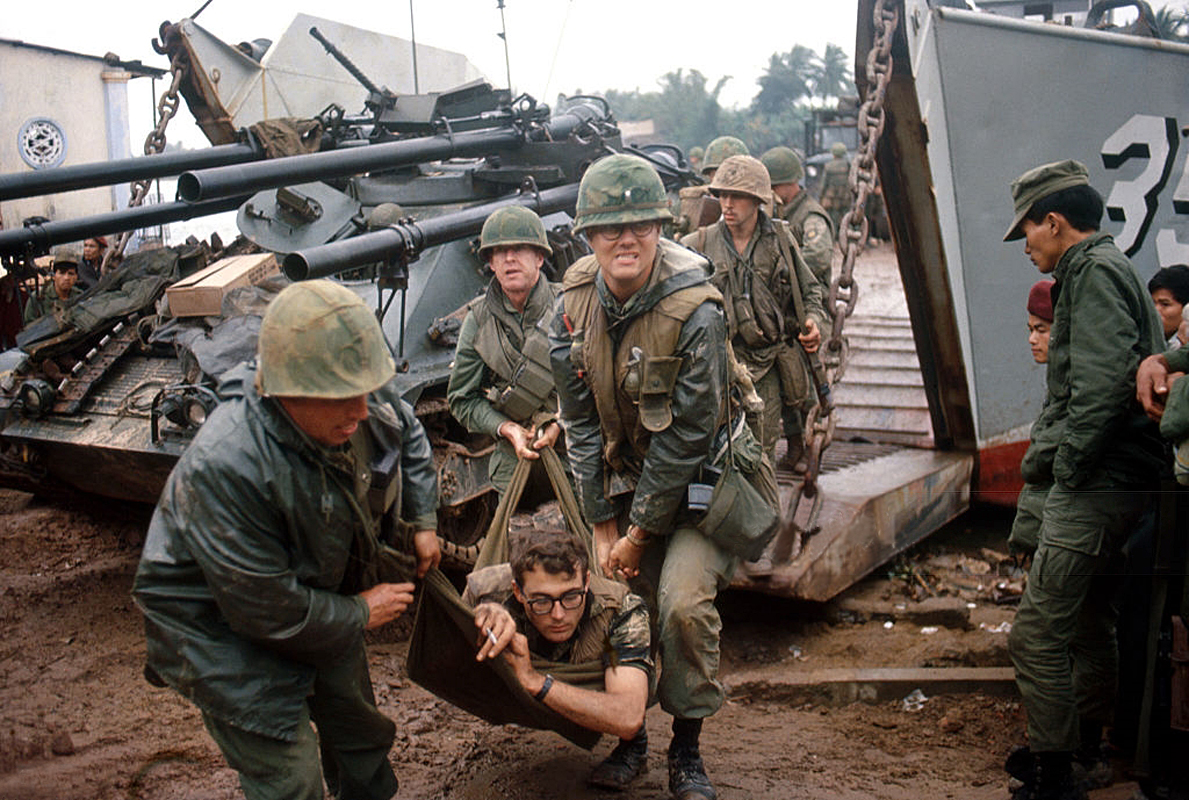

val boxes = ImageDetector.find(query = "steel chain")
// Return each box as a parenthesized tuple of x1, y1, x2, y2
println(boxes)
(795, 0, 898, 524)
(101, 51, 188, 272)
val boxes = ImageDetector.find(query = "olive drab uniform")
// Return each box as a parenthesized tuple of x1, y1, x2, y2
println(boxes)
(681, 214, 826, 465)
(819, 150, 852, 233)
(1006, 231, 1164, 757)
(779, 191, 834, 292)
(447, 275, 560, 493)
(551, 238, 743, 721)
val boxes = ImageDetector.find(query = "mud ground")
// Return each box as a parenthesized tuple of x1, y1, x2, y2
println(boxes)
(0, 484, 1040, 800)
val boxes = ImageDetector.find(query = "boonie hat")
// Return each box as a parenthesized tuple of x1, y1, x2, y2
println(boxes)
(1004, 159, 1090, 241)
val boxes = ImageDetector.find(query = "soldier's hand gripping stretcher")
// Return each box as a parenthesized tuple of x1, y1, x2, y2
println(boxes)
(497, 417, 561, 461)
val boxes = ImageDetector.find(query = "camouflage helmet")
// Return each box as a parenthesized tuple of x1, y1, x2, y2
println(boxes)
(478, 205, 552, 258)
(256, 280, 395, 399)
(761, 146, 804, 186)
(709, 155, 771, 205)
(572, 153, 674, 234)
(688, 145, 705, 162)
(701, 136, 750, 175)
(831, 142, 849, 158)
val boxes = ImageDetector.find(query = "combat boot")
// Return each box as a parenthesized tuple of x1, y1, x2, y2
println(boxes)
(588, 726, 648, 791)
(1072, 720, 1113, 790)
(1006, 748, 1086, 800)
(776, 436, 805, 472)
(668, 718, 715, 800)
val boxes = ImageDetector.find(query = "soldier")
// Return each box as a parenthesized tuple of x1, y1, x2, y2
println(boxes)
(134, 281, 441, 800)
(699, 135, 749, 181)
(818, 142, 852, 233)
(680, 154, 826, 471)
(447, 205, 562, 497)
(1001, 160, 1164, 800)
(763, 145, 835, 468)
(79, 236, 107, 289)
(549, 152, 746, 800)
(464, 527, 652, 790)
(687, 145, 704, 172)
(23, 245, 83, 325)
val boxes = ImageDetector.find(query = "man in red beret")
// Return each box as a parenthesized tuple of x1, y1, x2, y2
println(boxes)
(1026, 280, 1055, 364)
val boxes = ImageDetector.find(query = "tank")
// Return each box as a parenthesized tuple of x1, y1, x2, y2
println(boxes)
(0, 18, 701, 558)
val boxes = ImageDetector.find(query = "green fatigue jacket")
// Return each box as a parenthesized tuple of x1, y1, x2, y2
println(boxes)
(22, 283, 82, 324)
(680, 213, 826, 383)
(778, 189, 834, 292)
(463, 563, 653, 676)
(819, 155, 851, 226)
(549, 238, 727, 534)
(447, 276, 560, 490)
(132, 363, 439, 742)
(1018, 232, 1164, 489)
(1158, 346, 1189, 478)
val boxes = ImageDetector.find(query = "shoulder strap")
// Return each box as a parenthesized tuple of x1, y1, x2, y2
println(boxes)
(774, 220, 807, 334)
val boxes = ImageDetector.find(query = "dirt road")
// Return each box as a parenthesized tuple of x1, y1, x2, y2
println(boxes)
(0, 489, 1028, 800)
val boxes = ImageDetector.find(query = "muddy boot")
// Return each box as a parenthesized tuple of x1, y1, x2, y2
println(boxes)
(668, 718, 715, 800)
(1009, 749, 1086, 800)
(1073, 721, 1113, 790)
(588, 726, 648, 791)
(776, 435, 805, 472)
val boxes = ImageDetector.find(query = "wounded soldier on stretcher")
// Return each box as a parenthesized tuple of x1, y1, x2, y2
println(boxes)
(462, 527, 654, 791)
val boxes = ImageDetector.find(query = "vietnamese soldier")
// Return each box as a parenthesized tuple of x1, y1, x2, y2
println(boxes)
(23, 245, 83, 325)
(550, 152, 743, 800)
(134, 281, 441, 800)
(681, 154, 826, 471)
(465, 527, 653, 790)
(1001, 160, 1164, 800)
(447, 206, 562, 496)
(818, 142, 852, 233)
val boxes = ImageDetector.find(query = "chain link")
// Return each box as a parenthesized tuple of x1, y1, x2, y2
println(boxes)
(796, 0, 898, 512)
(101, 49, 188, 272)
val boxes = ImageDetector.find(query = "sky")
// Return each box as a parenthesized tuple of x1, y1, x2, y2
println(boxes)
(1, 0, 861, 149)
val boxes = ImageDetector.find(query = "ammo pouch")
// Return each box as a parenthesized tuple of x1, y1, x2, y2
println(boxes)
(488, 328, 555, 423)
(692, 401, 779, 561)
(728, 263, 782, 349)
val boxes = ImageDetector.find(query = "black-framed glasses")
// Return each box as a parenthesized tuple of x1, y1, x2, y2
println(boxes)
(589, 221, 660, 241)
(524, 588, 586, 615)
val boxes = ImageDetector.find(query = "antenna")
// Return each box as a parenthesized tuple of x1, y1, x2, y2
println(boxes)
(409, 0, 420, 93)
(496, 0, 512, 91)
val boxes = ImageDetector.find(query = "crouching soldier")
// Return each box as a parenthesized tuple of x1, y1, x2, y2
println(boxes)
(447, 205, 563, 497)
(466, 528, 652, 790)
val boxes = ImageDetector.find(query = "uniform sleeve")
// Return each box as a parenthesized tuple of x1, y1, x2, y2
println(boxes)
(630, 300, 725, 532)
(549, 296, 618, 524)
(605, 593, 653, 676)
(1054, 264, 1147, 486)
(446, 310, 510, 439)
(397, 398, 440, 531)
(800, 213, 834, 293)
(166, 450, 368, 666)
(787, 231, 827, 332)
(1160, 374, 1189, 441)
(1165, 345, 1189, 374)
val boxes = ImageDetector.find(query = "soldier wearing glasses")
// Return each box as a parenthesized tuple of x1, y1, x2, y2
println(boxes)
(464, 527, 653, 790)
(549, 152, 734, 800)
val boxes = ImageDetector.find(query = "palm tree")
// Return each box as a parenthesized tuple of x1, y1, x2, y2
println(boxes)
(811, 43, 854, 104)
(1153, 4, 1189, 41)
(753, 45, 817, 115)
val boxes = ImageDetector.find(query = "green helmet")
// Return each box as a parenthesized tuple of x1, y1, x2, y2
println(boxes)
(831, 142, 849, 158)
(709, 155, 771, 205)
(478, 205, 552, 258)
(761, 146, 804, 186)
(688, 145, 705, 161)
(572, 153, 673, 234)
(702, 136, 749, 175)
(257, 280, 395, 399)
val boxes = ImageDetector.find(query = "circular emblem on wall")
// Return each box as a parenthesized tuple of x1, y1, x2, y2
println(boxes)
(18, 117, 68, 169)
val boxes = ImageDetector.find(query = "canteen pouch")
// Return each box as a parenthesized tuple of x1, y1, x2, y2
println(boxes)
(638, 355, 683, 432)
(696, 459, 779, 561)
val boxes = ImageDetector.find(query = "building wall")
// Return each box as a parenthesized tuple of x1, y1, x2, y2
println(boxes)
(0, 44, 125, 229)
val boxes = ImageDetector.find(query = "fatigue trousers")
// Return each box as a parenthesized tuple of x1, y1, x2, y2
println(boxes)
(752, 369, 784, 464)
(1007, 475, 1148, 753)
(1008, 481, 1052, 556)
(631, 522, 739, 720)
(202, 644, 398, 800)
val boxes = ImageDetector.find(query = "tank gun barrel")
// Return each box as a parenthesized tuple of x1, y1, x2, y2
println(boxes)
(0, 195, 247, 256)
(178, 105, 609, 203)
(0, 143, 261, 202)
(284, 182, 580, 281)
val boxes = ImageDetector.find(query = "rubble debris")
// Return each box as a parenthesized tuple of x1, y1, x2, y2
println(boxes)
(902, 688, 928, 712)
